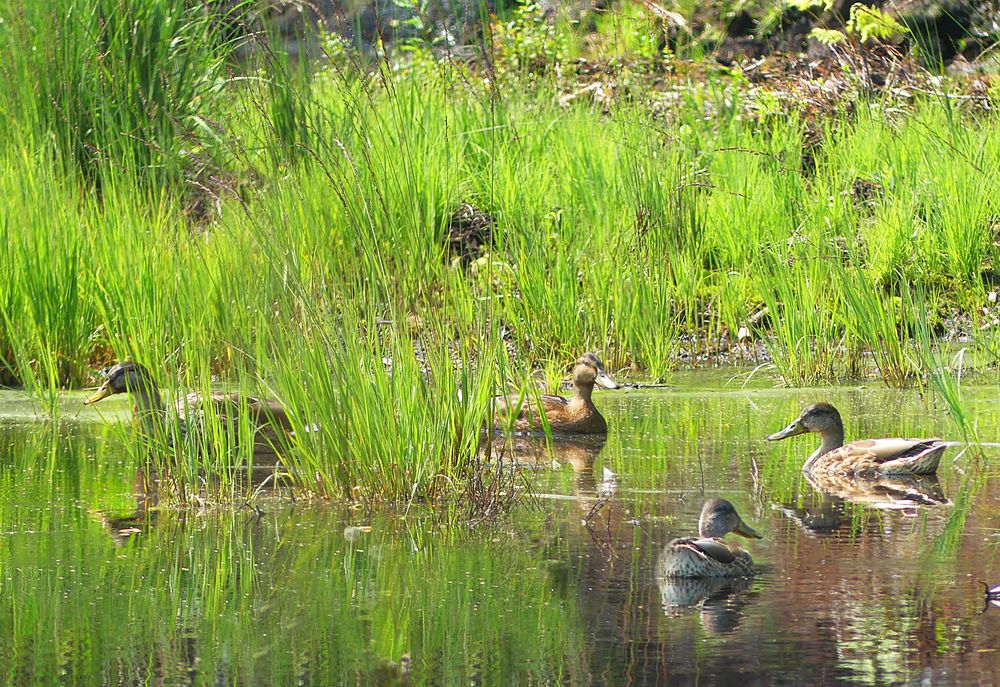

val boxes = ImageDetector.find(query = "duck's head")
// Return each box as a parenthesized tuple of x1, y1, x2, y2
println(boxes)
(699, 498, 762, 540)
(768, 402, 842, 441)
(572, 352, 619, 389)
(85, 361, 156, 405)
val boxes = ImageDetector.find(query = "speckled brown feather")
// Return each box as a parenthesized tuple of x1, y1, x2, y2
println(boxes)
(769, 403, 946, 477)
(491, 354, 616, 435)
(177, 393, 293, 455)
(658, 499, 761, 578)
(658, 538, 755, 578)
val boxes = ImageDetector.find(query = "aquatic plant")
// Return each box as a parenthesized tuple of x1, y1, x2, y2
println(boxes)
(0, 426, 585, 684)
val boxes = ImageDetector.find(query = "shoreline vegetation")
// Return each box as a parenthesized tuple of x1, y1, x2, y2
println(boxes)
(0, 0, 997, 503)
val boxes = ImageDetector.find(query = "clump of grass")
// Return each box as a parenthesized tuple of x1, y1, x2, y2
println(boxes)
(262, 315, 501, 502)
(838, 266, 917, 386)
(755, 253, 844, 385)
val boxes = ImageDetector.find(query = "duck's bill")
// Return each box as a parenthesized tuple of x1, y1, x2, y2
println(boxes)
(734, 519, 763, 539)
(768, 419, 806, 441)
(595, 371, 619, 389)
(84, 385, 114, 406)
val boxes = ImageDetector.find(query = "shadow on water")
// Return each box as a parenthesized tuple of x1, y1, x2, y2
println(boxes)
(3, 380, 1000, 685)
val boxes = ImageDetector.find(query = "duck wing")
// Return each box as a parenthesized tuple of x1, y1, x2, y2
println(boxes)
(241, 397, 292, 432)
(816, 438, 945, 476)
(492, 393, 569, 409)
(175, 393, 292, 443)
(671, 537, 739, 565)
(175, 391, 234, 418)
(176, 393, 285, 421)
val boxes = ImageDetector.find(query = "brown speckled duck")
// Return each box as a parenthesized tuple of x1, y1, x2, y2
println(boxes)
(768, 403, 945, 477)
(491, 353, 619, 434)
(658, 499, 762, 578)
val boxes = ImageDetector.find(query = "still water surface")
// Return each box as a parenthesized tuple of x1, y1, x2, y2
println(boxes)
(2, 374, 1000, 686)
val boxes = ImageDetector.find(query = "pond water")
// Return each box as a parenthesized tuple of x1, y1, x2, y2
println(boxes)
(2, 374, 1000, 686)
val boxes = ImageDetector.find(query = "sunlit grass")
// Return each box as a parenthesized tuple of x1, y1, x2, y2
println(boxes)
(0, 5, 998, 498)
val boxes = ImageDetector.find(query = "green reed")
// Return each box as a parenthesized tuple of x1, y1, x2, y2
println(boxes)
(0, 7, 998, 498)
(0, 0, 240, 185)
(912, 288, 981, 447)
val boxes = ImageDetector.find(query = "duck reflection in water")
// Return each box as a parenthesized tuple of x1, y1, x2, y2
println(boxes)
(778, 472, 949, 536)
(656, 575, 756, 634)
(482, 433, 619, 536)
(655, 499, 763, 633)
(482, 433, 608, 492)
(89, 502, 158, 547)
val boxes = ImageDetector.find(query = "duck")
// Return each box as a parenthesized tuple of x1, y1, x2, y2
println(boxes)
(658, 498, 762, 578)
(491, 353, 619, 434)
(84, 360, 292, 460)
(768, 402, 945, 476)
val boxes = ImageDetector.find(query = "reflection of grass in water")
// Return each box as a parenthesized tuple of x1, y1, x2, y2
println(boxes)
(6, 385, 1000, 682)
(840, 606, 912, 684)
(0, 428, 585, 685)
(908, 291, 994, 564)
(0, 422, 135, 511)
(929, 468, 989, 561)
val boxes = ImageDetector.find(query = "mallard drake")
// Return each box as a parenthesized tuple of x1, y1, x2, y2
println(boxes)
(491, 353, 619, 434)
(658, 498, 762, 578)
(84, 361, 292, 459)
(768, 403, 945, 476)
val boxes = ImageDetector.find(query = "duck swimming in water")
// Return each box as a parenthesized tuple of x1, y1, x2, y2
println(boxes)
(491, 353, 619, 434)
(85, 360, 292, 459)
(768, 402, 945, 477)
(658, 498, 762, 578)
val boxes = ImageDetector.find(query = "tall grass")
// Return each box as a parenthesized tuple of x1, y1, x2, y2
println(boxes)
(0, 0, 240, 184)
(0, 4, 998, 497)
(912, 289, 982, 448)
(264, 318, 501, 501)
